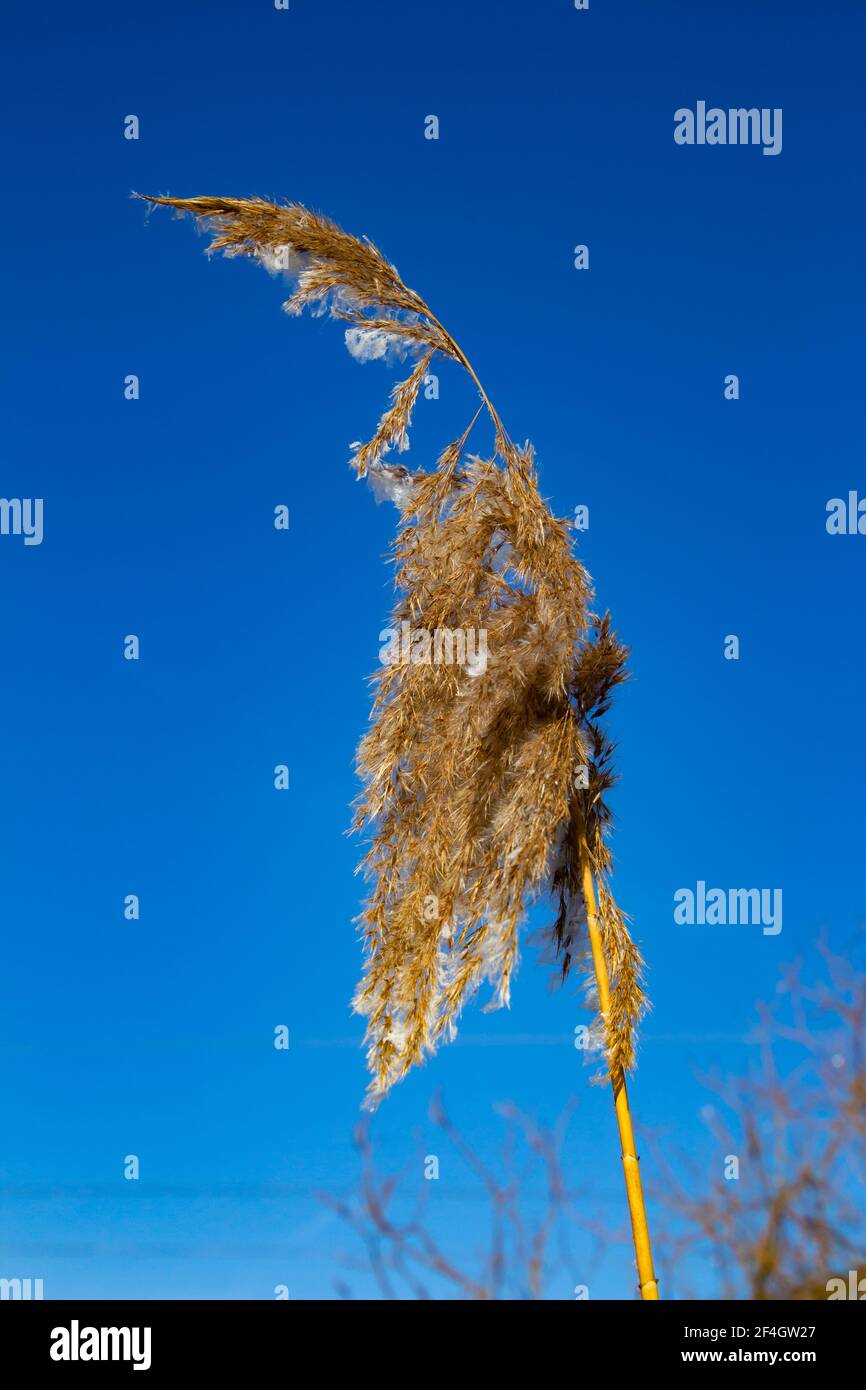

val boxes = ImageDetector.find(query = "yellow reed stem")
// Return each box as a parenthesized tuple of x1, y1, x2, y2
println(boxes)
(446, 320, 658, 1301)
(576, 829, 660, 1301)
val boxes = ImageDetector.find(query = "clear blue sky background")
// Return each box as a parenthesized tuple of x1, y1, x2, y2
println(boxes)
(1, 0, 864, 1300)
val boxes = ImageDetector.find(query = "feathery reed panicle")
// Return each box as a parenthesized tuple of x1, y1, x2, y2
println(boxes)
(137, 192, 647, 1104)
(352, 445, 595, 1099)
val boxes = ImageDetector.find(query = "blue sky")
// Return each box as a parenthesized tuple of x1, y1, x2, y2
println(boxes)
(1, 0, 864, 1299)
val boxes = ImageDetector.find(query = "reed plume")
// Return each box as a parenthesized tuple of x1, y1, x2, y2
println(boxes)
(138, 192, 658, 1296)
